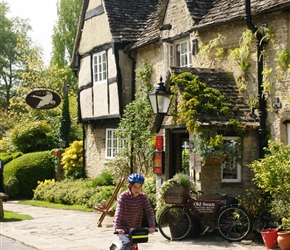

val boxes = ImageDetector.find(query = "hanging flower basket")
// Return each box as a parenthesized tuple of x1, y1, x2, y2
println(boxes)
(164, 186, 189, 204)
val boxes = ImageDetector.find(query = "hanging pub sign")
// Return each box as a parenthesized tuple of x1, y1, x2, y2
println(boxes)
(153, 151, 164, 174)
(26, 89, 61, 109)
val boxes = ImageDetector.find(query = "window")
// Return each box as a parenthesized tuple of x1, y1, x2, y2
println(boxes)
(164, 39, 192, 69)
(221, 137, 241, 183)
(93, 51, 107, 84)
(165, 43, 174, 67)
(105, 129, 125, 159)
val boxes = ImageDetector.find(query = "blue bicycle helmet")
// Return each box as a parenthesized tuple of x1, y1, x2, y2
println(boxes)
(128, 173, 144, 184)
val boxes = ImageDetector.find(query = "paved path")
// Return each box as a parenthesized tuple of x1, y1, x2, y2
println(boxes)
(1, 201, 273, 250)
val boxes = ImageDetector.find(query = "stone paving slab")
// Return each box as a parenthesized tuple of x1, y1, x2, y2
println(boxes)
(1, 201, 273, 250)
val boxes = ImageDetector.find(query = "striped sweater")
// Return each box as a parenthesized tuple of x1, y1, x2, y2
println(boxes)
(113, 190, 155, 231)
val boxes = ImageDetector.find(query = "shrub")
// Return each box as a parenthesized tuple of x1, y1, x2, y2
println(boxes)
(32, 173, 158, 212)
(248, 140, 290, 227)
(33, 178, 117, 208)
(10, 121, 58, 153)
(91, 171, 113, 186)
(3, 151, 55, 198)
(61, 140, 84, 179)
(0, 152, 22, 164)
(239, 187, 273, 232)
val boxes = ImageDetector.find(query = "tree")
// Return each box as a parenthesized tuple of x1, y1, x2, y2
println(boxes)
(51, 0, 82, 67)
(0, 1, 32, 108)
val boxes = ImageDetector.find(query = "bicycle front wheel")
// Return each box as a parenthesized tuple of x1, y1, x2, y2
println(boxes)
(216, 205, 252, 242)
(158, 206, 192, 240)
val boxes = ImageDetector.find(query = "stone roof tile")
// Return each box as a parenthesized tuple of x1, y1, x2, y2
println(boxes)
(194, 0, 290, 29)
(104, 0, 159, 42)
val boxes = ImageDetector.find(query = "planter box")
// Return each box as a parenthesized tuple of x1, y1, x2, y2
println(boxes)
(206, 154, 227, 165)
(164, 186, 188, 204)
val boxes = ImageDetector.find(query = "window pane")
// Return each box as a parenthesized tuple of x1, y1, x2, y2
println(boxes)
(106, 129, 126, 159)
(93, 51, 107, 84)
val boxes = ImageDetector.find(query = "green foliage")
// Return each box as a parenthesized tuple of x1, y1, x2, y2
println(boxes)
(275, 49, 290, 73)
(91, 171, 113, 186)
(249, 140, 290, 226)
(3, 151, 55, 198)
(9, 120, 58, 153)
(33, 178, 117, 209)
(228, 29, 253, 72)
(196, 34, 226, 67)
(142, 174, 157, 211)
(239, 187, 272, 219)
(156, 173, 196, 219)
(0, 152, 22, 164)
(4, 177, 20, 198)
(61, 140, 84, 179)
(0, 107, 14, 139)
(249, 140, 290, 200)
(51, 0, 83, 66)
(170, 72, 231, 132)
(239, 187, 274, 232)
(106, 60, 155, 180)
(33, 174, 158, 213)
(0, 1, 32, 108)
(281, 217, 290, 231)
(59, 86, 71, 148)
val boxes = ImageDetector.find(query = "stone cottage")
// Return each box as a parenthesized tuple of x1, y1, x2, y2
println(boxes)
(71, 0, 290, 197)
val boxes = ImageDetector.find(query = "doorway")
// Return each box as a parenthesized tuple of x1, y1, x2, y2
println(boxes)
(168, 129, 189, 178)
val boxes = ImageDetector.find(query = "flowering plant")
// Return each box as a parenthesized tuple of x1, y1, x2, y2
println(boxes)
(281, 218, 290, 231)
(156, 173, 196, 219)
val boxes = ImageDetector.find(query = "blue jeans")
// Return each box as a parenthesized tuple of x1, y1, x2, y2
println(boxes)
(117, 234, 131, 250)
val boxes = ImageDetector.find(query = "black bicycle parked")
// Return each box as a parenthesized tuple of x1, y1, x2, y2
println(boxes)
(158, 191, 252, 242)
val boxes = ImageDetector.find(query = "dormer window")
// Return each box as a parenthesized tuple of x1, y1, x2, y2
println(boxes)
(93, 51, 107, 85)
(164, 39, 192, 68)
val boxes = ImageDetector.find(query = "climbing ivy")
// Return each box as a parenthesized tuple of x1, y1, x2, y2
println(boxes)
(105, 60, 155, 181)
(170, 72, 231, 132)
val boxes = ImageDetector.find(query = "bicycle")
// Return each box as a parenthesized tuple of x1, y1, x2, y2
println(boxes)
(110, 227, 156, 250)
(158, 191, 252, 242)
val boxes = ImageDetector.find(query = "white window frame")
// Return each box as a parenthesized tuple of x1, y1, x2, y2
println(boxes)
(164, 39, 192, 70)
(105, 129, 125, 159)
(93, 51, 107, 85)
(221, 136, 242, 183)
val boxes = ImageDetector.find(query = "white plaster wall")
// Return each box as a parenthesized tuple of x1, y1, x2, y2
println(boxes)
(78, 56, 91, 87)
(93, 84, 108, 116)
(109, 82, 119, 114)
(79, 2, 112, 55)
(80, 88, 93, 118)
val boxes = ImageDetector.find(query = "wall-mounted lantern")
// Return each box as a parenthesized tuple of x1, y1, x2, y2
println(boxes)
(148, 77, 171, 115)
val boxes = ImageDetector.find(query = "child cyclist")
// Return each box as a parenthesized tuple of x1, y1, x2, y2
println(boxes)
(113, 173, 156, 250)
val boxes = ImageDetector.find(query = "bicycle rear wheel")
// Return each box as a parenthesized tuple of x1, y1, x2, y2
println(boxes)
(216, 205, 252, 242)
(158, 206, 192, 240)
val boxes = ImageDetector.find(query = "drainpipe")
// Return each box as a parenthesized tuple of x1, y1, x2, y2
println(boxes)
(245, 0, 267, 158)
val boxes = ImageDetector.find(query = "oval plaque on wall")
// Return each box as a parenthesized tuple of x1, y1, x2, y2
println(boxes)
(26, 89, 61, 109)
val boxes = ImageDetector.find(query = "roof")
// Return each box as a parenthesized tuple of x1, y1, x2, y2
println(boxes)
(103, 0, 159, 43)
(71, 0, 290, 64)
(194, 0, 290, 30)
(131, 0, 290, 49)
(170, 67, 258, 127)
